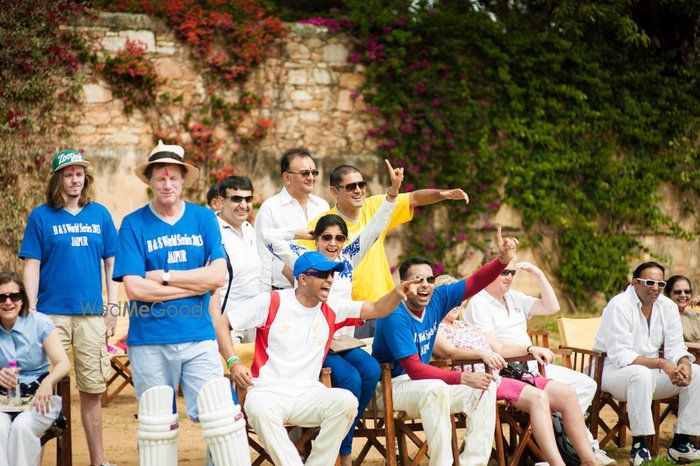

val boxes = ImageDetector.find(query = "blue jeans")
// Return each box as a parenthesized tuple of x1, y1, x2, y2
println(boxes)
(129, 339, 232, 421)
(324, 348, 381, 456)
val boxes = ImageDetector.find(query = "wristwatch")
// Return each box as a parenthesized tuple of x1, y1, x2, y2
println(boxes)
(162, 271, 171, 286)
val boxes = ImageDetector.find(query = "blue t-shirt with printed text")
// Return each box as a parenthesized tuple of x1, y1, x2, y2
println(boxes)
(372, 280, 466, 378)
(113, 202, 225, 346)
(19, 203, 118, 315)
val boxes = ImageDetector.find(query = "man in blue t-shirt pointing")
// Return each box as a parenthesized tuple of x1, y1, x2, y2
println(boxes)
(372, 228, 519, 466)
(113, 141, 248, 465)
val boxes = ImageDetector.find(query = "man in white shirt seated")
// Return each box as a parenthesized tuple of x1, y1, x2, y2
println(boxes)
(594, 261, 700, 465)
(215, 251, 417, 466)
(465, 251, 615, 465)
(254, 147, 330, 291)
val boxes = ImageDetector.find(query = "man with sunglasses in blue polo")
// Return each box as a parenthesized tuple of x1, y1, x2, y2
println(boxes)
(594, 261, 700, 465)
(465, 250, 614, 465)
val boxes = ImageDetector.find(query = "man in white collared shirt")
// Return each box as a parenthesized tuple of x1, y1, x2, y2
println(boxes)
(465, 251, 615, 465)
(594, 261, 700, 465)
(254, 148, 330, 291)
(217, 175, 261, 343)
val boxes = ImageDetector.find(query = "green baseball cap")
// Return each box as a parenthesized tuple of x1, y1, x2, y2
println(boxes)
(52, 149, 90, 173)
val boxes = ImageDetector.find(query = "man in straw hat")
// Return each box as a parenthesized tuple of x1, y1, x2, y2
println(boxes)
(20, 149, 119, 466)
(113, 141, 249, 465)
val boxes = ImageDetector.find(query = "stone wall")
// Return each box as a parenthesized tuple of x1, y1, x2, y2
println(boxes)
(57, 12, 700, 310)
(74, 12, 381, 222)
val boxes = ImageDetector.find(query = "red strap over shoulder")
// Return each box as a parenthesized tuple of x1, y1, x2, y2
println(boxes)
(251, 291, 280, 378)
(266, 291, 280, 326)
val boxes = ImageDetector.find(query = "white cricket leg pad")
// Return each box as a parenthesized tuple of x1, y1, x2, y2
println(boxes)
(197, 377, 250, 466)
(137, 385, 179, 466)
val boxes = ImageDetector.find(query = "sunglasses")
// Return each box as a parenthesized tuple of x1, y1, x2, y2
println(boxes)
(319, 233, 347, 243)
(501, 269, 517, 277)
(286, 169, 319, 179)
(672, 289, 692, 296)
(636, 278, 667, 289)
(0, 293, 22, 303)
(227, 195, 253, 204)
(335, 181, 367, 192)
(412, 276, 436, 284)
(303, 270, 335, 279)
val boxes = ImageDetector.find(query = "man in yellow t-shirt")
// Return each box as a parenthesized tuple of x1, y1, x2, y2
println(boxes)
(301, 163, 469, 337)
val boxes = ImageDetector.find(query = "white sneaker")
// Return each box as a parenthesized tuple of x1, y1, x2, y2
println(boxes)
(591, 441, 617, 465)
(667, 442, 700, 463)
(594, 447, 617, 465)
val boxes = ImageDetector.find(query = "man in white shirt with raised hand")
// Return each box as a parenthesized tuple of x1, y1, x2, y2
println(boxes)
(594, 261, 700, 465)
(465, 250, 615, 465)
(255, 147, 329, 291)
(215, 250, 418, 466)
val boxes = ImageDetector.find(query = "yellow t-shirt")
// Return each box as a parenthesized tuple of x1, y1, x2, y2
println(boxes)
(300, 193, 414, 301)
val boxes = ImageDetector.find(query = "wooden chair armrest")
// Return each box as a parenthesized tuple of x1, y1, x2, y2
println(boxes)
(559, 346, 605, 357)
(321, 367, 332, 387)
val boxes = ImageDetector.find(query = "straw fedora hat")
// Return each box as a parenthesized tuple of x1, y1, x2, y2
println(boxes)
(135, 140, 200, 187)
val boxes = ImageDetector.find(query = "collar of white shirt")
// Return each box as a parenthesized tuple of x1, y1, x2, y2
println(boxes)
(278, 186, 326, 210)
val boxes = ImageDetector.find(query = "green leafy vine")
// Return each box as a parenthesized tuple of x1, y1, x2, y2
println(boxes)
(333, 0, 699, 308)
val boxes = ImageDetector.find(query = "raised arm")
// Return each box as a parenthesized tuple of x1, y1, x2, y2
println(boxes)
(515, 262, 560, 316)
(359, 278, 420, 320)
(344, 159, 402, 267)
(409, 188, 469, 208)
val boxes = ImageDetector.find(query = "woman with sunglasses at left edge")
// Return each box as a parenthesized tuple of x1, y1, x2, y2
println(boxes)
(261, 159, 403, 466)
(0, 270, 71, 466)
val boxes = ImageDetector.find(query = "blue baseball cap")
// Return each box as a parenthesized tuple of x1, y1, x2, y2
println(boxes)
(293, 251, 344, 278)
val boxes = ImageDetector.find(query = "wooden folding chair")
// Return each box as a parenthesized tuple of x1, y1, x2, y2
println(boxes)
(557, 316, 678, 456)
(102, 354, 133, 406)
(351, 362, 397, 465)
(435, 355, 548, 466)
(40, 375, 72, 466)
(235, 367, 338, 466)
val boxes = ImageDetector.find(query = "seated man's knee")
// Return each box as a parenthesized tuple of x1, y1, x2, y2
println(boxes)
(245, 396, 280, 424)
(419, 380, 450, 409)
(687, 364, 700, 388)
(328, 388, 359, 416)
(627, 365, 654, 386)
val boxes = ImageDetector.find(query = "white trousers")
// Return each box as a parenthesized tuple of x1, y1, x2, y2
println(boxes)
(601, 362, 700, 436)
(377, 375, 497, 466)
(529, 362, 597, 413)
(0, 395, 62, 466)
(244, 380, 357, 466)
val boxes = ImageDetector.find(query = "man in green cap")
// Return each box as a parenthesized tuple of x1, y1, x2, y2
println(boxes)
(20, 149, 119, 466)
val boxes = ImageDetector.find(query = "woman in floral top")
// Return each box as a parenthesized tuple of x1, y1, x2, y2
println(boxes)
(433, 276, 601, 466)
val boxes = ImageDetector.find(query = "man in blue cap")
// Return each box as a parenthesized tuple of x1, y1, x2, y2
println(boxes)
(215, 250, 418, 466)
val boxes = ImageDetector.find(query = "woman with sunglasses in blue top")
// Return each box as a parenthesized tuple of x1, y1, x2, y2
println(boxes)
(0, 271, 70, 466)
